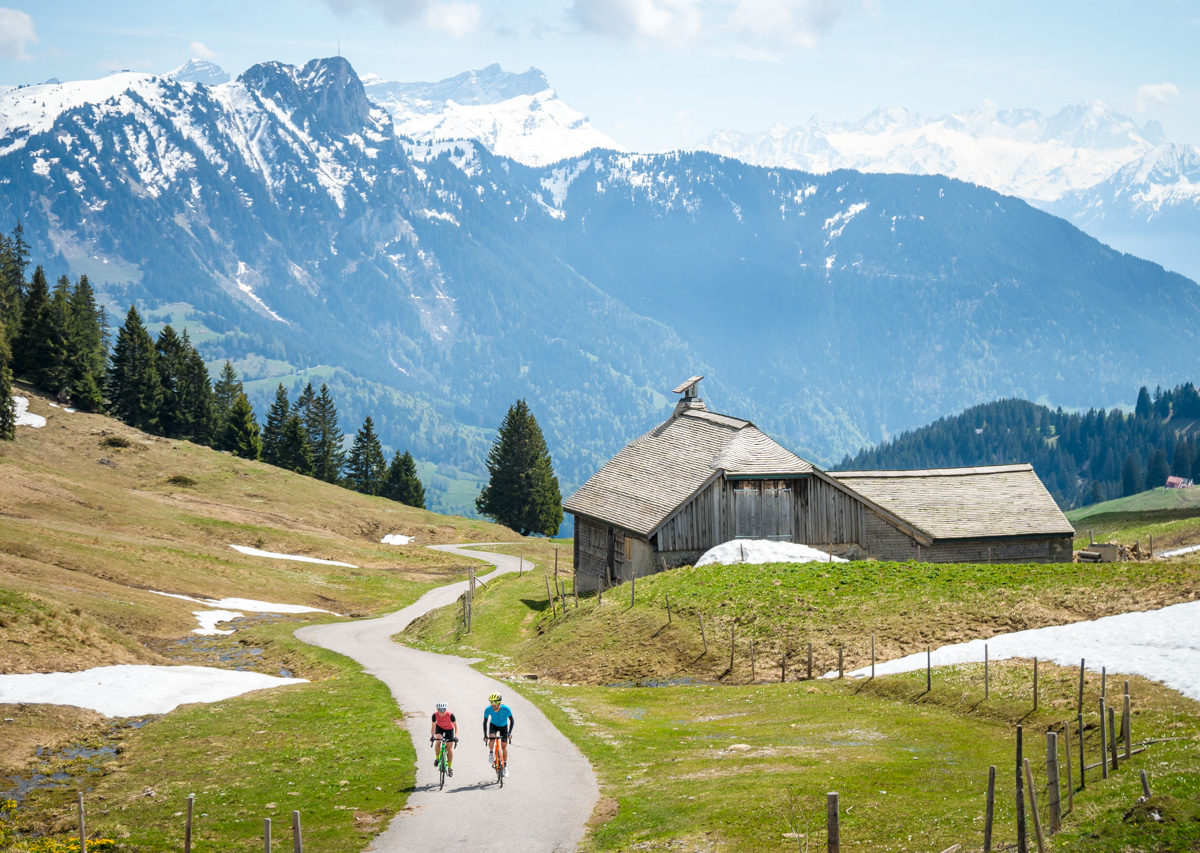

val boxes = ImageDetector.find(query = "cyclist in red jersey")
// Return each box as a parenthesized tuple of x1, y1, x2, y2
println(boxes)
(430, 701, 458, 775)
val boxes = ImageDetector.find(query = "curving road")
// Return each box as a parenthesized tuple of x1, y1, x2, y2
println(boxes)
(295, 544, 598, 852)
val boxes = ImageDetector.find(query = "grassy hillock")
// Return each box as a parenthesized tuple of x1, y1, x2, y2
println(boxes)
(1067, 486, 1200, 550)
(406, 542, 1200, 851)
(0, 389, 520, 850)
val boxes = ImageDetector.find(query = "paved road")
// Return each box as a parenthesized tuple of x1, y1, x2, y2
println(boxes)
(295, 544, 598, 852)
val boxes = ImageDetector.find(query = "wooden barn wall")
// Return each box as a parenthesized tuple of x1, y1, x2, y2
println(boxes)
(862, 512, 920, 561)
(655, 480, 722, 553)
(795, 478, 866, 546)
(573, 515, 627, 589)
(863, 510, 1074, 563)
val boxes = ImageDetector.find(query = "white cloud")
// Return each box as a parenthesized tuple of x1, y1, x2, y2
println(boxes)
(323, 0, 432, 25)
(0, 7, 37, 61)
(727, 0, 841, 51)
(569, 0, 703, 43)
(189, 40, 217, 59)
(424, 2, 482, 37)
(1136, 82, 1179, 112)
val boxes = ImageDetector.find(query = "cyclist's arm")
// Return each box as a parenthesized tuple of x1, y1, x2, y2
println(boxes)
(430, 714, 437, 739)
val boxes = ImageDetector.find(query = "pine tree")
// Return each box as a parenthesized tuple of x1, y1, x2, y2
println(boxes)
(279, 412, 314, 475)
(154, 325, 188, 437)
(1134, 386, 1153, 419)
(0, 331, 14, 440)
(211, 360, 242, 443)
(0, 223, 30, 331)
(381, 450, 426, 509)
(1121, 452, 1145, 497)
(1172, 441, 1193, 480)
(294, 382, 315, 436)
(11, 266, 61, 388)
(344, 416, 386, 495)
(176, 333, 215, 444)
(42, 275, 75, 396)
(476, 399, 563, 536)
(221, 391, 262, 460)
(261, 383, 291, 466)
(66, 276, 106, 412)
(105, 305, 162, 432)
(308, 383, 344, 483)
(1146, 448, 1170, 489)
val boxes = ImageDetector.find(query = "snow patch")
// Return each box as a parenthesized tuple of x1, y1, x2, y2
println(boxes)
(696, 539, 845, 567)
(0, 664, 308, 717)
(1160, 543, 1200, 558)
(381, 534, 413, 545)
(13, 396, 46, 428)
(824, 599, 1200, 703)
(148, 590, 339, 635)
(228, 544, 357, 567)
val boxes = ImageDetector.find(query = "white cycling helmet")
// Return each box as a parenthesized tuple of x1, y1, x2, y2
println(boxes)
(435, 701, 448, 711)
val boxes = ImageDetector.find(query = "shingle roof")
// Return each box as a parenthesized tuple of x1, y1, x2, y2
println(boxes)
(564, 408, 814, 537)
(829, 464, 1075, 540)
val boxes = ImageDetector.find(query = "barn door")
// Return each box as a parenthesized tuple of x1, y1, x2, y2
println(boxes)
(763, 485, 794, 541)
(734, 485, 758, 538)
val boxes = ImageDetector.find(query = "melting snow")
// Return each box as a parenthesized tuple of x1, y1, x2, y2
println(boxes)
(1161, 543, 1200, 558)
(381, 534, 413, 545)
(696, 539, 845, 567)
(229, 544, 357, 567)
(13, 396, 46, 428)
(147, 590, 339, 635)
(0, 665, 308, 717)
(824, 600, 1200, 702)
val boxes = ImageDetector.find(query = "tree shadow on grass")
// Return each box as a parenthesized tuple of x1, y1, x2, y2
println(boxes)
(519, 598, 550, 612)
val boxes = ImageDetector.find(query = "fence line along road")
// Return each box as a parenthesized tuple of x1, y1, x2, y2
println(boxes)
(296, 543, 599, 853)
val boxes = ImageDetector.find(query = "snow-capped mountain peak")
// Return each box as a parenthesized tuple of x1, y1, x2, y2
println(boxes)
(0, 72, 159, 155)
(364, 64, 622, 167)
(167, 58, 230, 86)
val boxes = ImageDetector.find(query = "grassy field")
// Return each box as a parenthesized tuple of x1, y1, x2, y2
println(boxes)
(407, 542, 1200, 851)
(0, 389, 520, 850)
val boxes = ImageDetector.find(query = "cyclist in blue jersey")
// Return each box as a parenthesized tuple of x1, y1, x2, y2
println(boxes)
(483, 692, 515, 777)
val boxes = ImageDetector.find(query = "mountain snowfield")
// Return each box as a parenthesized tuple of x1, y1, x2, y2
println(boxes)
(700, 102, 1200, 281)
(3, 55, 1200, 518)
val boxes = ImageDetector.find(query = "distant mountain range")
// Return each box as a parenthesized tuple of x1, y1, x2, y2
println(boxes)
(3, 56, 1200, 518)
(700, 103, 1200, 282)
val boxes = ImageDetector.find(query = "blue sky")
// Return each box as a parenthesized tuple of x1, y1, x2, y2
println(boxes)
(2, 1, 1198, 150)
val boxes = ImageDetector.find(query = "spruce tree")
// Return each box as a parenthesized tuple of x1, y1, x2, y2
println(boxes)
(0, 331, 14, 440)
(0, 223, 30, 331)
(1121, 453, 1145, 497)
(177, 333, 216, 444)
(344, 416, 386, 495)
(261, 383, 291, 466)
(1172, 441, 1193, 480)
(221, 391, 262, 460)
(42, 275, 75, 396)
(66, 276, 106, 412)
(105, 305, 162, 432)
(308, 383, 344, 483)
(279, 412, 314, 475)
(476, 399, 563, 536)
(211, 360, 242, 442)
(382, 450, 426, 509)
(1146, 448, 1170, 489)
(294, 382, 316, 437)
(154, 325, 188, 437)
(1134, 386, 1153, 419)
(11, 266, 59, 388)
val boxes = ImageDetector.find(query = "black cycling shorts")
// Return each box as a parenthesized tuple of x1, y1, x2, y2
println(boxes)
(486, 723, 510, 743)
(434, 727, 455, 743)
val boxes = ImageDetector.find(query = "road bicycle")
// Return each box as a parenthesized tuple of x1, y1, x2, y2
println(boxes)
(430, 734, 457, 790)
(485, 734, 508, 787)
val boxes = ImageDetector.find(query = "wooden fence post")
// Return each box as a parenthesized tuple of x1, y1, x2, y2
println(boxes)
(983, 765, 996, 852)
(1108, 706, 1119, 771)
(807, 642, 814, 681)
(265, 817, 272, 853)
(729, 623, 736, 674)
(1099, 699, 1108, 779)
(926, 646, 932, 693)
(781, 649, 787, 682)
(1016, 726, 1027, 853)
(1024, 758, 1046, 852)
(826, 791, 840, 853)
(1077, 712, 1086, 790)
(185, 793, 194, 853)
(665, 593, 672, 624)
(545, 574, 556, 618)
(1101, 666, 1106, 702)
(1063, 720, 1074, 813)
(77, 791, 86, 853)
(838, 645, 843, 679)
(699, 614, 708, 655)
(1077, 658, 1085, 715)
(870, 634, 875, 680)
(1033, 657, 1038, 711)
(750, 639, 756, 682)
(1123, 687, 1132, 760)
(1046, 731, 1061, 834)
(1140, 770, 1151, 798)
(292, 810, 303, 853)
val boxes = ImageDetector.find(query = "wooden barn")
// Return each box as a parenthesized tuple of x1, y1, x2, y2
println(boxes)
(565, 378, 1074, 590)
